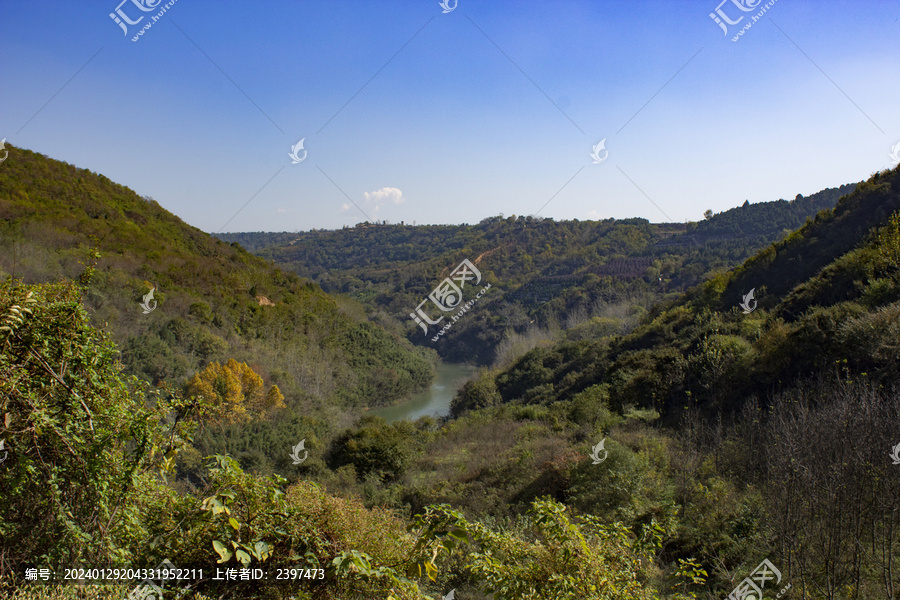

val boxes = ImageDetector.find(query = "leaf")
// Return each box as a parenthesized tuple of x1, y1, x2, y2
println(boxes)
(236, 549, 251, 567)
(212, 540, 232, 563)
(228, 517, 240, 531)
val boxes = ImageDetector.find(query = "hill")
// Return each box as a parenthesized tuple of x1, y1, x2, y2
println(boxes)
(0, 144, 434, 410)
(450, 166, 899, 420)
(219, 183, 853, 364)
(3, 146, 898, 600)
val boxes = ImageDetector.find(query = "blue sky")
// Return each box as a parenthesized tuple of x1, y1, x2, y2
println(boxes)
(2, 0, 899, 232)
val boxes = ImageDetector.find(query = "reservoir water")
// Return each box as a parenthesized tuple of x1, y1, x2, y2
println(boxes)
(371, 362, 476, 423)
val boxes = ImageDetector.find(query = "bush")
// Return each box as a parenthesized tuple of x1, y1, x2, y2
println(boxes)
(0, 281, 195, 574)
(329, 417, 424, 482)
(450, 368, 501, 416)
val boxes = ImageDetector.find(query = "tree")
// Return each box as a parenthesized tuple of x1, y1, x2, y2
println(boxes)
(184, 359, 285, 425)
(704, 209, 714, 220)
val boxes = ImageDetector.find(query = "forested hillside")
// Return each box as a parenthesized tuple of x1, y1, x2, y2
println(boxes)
(2, 147, 898, 600)
(219, 183, 853, 364)
(0, 146, 434, 410)
(397, 165, 900, 597)
(450, 167, 900, 420)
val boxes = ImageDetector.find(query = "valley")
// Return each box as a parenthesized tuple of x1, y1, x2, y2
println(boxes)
(2, 145, 899, 600)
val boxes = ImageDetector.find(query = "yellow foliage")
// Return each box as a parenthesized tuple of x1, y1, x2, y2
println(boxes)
(185, 359, 284, 425)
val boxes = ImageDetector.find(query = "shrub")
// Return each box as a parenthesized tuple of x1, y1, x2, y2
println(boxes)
(0, 281, 196, 574)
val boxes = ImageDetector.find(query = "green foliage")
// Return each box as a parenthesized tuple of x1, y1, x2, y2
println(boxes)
(673, 558, 708, 595)
(414, 500, 657, 599)
(0, 280, 426, 599)
(334, 322, 435, 406)
(220, 184, 853, 365)
(199, 456, 281, 567)
(329, 416, 426, 482)
(0, 280, 197, 572)
(0, 146, 434, 411)
(715, 171, 900, 311)
(450, 368, 502, 416)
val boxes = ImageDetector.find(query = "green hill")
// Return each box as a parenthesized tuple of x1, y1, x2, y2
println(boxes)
(300, 166, 898, 600)
(0, 144, 433, 410)
(450, 166, 900, 420)
(219, 183, 853, 364)
(3, 145, 898, 600)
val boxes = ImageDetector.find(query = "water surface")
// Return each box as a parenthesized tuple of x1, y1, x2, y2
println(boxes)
(371, 362, 476, 423)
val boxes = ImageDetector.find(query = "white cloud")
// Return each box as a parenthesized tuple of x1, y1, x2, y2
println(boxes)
(363, 187, 404, 213)
(340, 203, 351, 212)
(585, 209, 604, 220)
